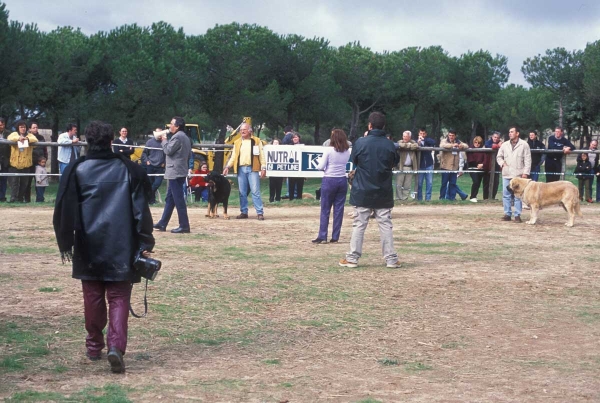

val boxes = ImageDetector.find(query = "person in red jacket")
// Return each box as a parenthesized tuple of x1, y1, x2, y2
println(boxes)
(190, 162, 209, 202)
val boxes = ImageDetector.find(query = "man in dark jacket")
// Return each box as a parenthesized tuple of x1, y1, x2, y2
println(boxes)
(546, 126, 575, 183)
(339, 112, 401, 269)
(112, 127, 135, 158)
(416, 128, 436, 201)
(53, 120, 155, 374)
(484, 131, 503, 199)
(154, 116, 192, 233)
(527, 130, 546, 182)
(141, 129, 166, 204)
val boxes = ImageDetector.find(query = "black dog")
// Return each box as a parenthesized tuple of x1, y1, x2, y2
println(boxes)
(204, 171, 231, 219)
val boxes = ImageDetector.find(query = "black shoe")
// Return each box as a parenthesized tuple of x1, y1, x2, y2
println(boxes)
(153, 223, 166, 232)
(171, 227, 190, 234)
(107, 347, 125, 373)
(312, 238, 327, 244)
(502, 215, 511, 221)
(236, 213, 248, 219)
(329, 239, 338, 243)
(514, 216, 522, 223)
(86, 351, 101, 361)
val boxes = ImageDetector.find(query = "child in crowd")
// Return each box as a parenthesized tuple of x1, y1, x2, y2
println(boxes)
(190, 162, 209, 202)
(35, 156, 49, 202)
(575, 152, 594, 203)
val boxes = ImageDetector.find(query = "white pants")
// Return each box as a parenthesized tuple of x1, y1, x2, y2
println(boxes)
(346, 207, 398, 265)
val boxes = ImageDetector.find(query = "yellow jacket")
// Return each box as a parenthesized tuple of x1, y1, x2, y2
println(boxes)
(226, 135, 266, 173)
(7, 132, 38, 169)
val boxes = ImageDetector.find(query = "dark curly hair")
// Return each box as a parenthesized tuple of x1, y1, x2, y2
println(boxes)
(85, 121, 113, 151)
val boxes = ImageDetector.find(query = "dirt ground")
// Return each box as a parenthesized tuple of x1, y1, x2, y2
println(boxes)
(1, 202, 600, 402)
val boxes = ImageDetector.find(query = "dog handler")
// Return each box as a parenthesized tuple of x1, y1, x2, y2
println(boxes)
(223, 123, 267, 220)
(497, 126, 531, 222)
(54, 121, 155, 373)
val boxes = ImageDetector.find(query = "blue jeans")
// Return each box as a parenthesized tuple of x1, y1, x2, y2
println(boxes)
(440, 170, 457, 200)
(35, 186, 46, 202)
(503, 177, 522, 217)
(145, 165, 164, 203)
(59, 162, 69, 177)
(417, 165, 433, 201)
(0, 175, 7, 200)
(157, 177, 190, 229)
(237, 166, 264, 215)
(530, 163, 542, 182)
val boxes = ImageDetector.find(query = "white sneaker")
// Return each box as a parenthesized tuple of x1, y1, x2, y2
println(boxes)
(470, 198, 478, 203)
(386, 261, 402, 269)
(339, 259, 358, 268)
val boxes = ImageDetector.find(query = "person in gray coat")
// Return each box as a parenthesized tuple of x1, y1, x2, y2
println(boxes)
(153, 117, 192, 233)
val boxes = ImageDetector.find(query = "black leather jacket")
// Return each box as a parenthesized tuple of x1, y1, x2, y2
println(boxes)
(70, 157, 154, 282)
(349, 129, 399, 209)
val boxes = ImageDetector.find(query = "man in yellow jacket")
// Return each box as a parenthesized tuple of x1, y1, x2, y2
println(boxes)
(223, 123, 266, 220)
(7, 120, 38, 203)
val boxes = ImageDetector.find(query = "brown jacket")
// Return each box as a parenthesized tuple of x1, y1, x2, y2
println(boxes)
(439, 137, 468, 171)
(397, 140, 418, 171)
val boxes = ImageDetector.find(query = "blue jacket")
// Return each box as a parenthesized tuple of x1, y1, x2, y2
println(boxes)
(349, 129, 399, 209)
(547, 136, 576, 161)
(418, 137, 436, 168)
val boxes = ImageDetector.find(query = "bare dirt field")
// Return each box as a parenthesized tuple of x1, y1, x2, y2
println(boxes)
(1, 202, 600, 402)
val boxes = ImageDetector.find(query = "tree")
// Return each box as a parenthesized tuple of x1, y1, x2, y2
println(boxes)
(93, 22, 206, 136)
(583, 40, 600, 121)
(332, 43, 388, 140)
(522, 48, 583, 128)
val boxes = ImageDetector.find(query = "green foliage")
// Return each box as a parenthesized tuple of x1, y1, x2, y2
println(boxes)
(0, 1, 598, 143)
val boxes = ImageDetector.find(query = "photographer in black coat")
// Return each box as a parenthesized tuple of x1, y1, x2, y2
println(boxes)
(53, 121, 155, 374)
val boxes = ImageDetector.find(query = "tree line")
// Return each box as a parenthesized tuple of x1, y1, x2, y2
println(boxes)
(1, 2, 599, 151)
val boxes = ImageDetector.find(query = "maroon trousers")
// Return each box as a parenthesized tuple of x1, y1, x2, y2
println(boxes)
(82, 280, 131, 357)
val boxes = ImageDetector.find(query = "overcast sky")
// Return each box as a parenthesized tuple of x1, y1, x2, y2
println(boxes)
(5, 0, 599, 85)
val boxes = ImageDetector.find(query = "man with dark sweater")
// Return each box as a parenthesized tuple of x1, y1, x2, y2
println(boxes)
(545, 126, 575, 183)
(416, 128, 436, 201)
(339, 112, 401, 269)
(141, 131, 166, 204)
(527, 131, 546, 182)
(112, 127, 134, 158)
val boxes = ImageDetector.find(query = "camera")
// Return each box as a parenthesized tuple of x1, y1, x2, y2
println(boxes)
(133, 252, 162, 281)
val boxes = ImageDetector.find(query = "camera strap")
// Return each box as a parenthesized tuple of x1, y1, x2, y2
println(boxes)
(129, 279, 149, 318)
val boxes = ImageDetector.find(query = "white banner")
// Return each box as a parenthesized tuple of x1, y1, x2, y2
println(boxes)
(264, 145, 354, 177)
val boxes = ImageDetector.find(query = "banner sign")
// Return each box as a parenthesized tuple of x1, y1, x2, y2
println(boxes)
(264, 145, 353, 177)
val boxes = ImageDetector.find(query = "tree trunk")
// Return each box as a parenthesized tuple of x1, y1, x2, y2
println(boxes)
(410, 105, 418, 136)
(313, 120, 321, 145)
(213, 123, 228, 172)
(558, 95, 564, 128)
(349, 103, 361, 141)
(584, 125, 590, 148)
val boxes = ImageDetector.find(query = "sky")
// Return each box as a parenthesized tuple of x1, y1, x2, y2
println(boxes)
(4, 0, 600, 85)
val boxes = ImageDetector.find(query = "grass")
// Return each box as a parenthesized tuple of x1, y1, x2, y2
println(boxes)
(403, 361, 433, 372)
(7, 384, 131, 403)
(0, 246, 56, 254)
(0, 322, 52, 373)
(38, 287, 60, 292)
